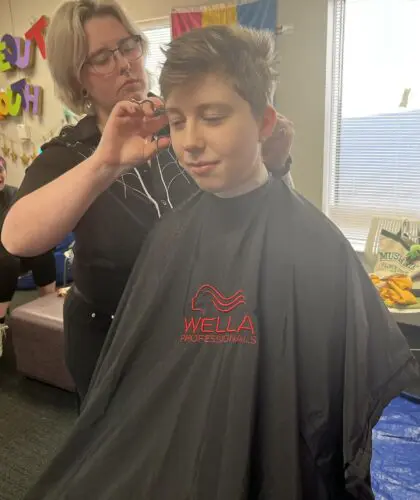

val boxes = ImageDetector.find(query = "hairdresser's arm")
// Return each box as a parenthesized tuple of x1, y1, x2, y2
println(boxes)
(1, 154, 118, 256)
(2, 98, 169, 257)
(263, 113, 294, 176)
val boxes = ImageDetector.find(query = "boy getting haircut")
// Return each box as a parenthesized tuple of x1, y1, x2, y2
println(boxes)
(160, 25, 277, 117)
(26, 26, 418, 500)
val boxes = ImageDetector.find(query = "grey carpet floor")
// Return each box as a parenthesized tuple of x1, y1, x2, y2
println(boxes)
(0, 366, 77, 500)
(0, 290, 76, 499)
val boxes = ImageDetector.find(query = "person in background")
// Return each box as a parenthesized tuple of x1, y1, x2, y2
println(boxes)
(1, 0, 294, 404)
(0, 157, 56, 356)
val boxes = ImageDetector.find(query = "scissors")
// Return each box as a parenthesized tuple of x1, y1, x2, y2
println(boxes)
(129, 98, 169, 141)
(129, 97, 166, 117)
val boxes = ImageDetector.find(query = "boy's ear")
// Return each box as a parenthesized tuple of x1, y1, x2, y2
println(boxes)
(259, 105, 277, 143)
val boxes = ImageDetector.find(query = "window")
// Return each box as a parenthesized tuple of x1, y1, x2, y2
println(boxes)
(136, 19, 171, 95)
(324, 0, 420, 250)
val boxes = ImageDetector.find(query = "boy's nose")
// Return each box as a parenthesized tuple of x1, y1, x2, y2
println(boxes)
(183, 123, 205, 153)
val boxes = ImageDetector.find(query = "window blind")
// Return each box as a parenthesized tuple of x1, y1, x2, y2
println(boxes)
(324, 0, 420, 250)
(138, 21, 171, 95)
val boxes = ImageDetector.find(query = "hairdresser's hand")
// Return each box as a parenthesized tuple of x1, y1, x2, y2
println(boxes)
(263, 113, 294, 175)
(94, 97, 170, 176)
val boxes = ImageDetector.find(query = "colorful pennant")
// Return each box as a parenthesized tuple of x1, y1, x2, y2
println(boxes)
(171, 0, 277, 39)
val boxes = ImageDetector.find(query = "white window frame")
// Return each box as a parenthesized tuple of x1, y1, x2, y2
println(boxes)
(323, 0, 420, 252)
(135, 16, 170, 32)
(323, 0, 361, 247)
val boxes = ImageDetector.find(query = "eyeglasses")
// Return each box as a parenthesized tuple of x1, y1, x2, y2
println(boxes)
(85, 35, 144, 75)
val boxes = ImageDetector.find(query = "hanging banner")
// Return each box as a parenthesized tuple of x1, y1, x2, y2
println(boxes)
(171, 0, 277, 39)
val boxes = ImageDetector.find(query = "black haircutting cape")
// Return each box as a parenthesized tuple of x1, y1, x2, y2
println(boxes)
(25, 177, 418, 500)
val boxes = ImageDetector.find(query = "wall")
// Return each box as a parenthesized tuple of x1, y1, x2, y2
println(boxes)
(0, 0, 66, 187)
(276, 0, 328, 209)
(0, 0, 329, 209)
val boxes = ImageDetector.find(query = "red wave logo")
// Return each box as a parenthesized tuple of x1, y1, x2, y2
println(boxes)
(191, 284, 246, 314)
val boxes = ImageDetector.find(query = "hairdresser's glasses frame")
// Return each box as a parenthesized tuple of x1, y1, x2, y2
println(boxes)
(84, 35, 144, 75)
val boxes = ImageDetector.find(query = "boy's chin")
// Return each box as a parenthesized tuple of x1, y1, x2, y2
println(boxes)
(194, 178, 229, 194)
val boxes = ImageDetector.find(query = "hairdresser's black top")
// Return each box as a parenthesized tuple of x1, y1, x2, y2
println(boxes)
(0, 185, 17, 226)
(13, 113, 292, 315)
(13, 114, 197, 314)
(0, 185, 17, 257)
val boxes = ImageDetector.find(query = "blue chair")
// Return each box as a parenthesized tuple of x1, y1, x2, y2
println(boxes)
(17, 233, 75, 290)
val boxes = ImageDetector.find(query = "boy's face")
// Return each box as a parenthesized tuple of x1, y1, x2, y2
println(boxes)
(165, 73, 272, 194)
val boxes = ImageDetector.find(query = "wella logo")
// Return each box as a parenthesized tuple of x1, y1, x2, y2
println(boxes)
(181, 284, 257, 345)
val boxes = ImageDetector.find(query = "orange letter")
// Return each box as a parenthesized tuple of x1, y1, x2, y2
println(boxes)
(0, 91, 9, 117)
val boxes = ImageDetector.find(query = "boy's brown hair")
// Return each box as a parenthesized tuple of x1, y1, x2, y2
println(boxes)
(159, 25, 277, 117)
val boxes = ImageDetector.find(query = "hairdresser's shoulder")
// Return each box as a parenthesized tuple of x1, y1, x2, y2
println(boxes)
(41, 114, 99, 159)
(16, 115, 99, 201)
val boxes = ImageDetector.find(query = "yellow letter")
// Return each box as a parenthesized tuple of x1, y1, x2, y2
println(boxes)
(0, 41, 12, 72)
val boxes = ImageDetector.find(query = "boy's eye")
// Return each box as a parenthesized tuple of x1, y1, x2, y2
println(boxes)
(203, 116, 225, 124)
(169, 119, 185, 129)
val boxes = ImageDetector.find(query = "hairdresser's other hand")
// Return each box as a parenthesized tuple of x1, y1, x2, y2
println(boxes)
(263, 113, 294, 175)
(94, 97, 170, 175)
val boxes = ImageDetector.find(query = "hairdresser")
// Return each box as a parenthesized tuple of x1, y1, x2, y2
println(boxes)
(1, 0, 294, 405)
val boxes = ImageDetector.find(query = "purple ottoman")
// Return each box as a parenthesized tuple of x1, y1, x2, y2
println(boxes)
(9, 294, 75, 392)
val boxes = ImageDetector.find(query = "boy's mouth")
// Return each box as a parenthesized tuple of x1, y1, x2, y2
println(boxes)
(186, 161, 220, 175)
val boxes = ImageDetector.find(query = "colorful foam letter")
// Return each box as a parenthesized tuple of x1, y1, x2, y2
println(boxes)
(24, 16, 48, 59)
(11, 79, 27, 107)
(0, 91, 8, 116)
(0, 41, 12, 72)
(23, 83, 42, 115)
(1, 34, 17, 65)
(15, 37, 34, 69)
(6, 89, 22, 116)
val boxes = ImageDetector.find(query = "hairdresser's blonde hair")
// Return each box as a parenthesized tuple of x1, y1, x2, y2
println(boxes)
(160, 25, 277, 117)
(46, 0, 147, 114)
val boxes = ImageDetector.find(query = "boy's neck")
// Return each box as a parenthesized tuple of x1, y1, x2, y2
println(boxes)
(215, 162, 269, 199)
